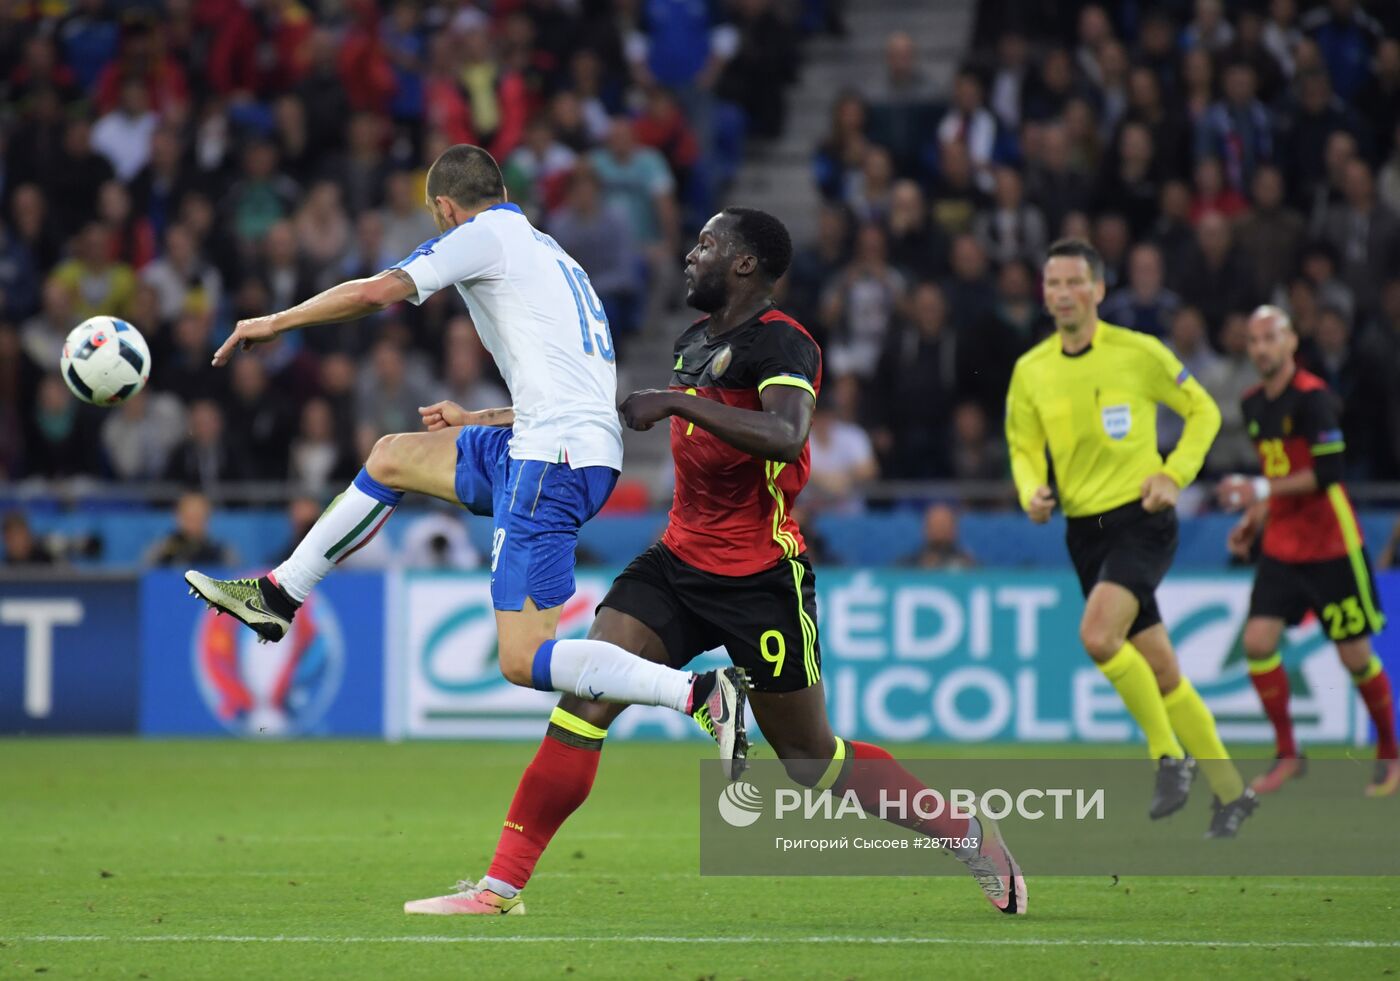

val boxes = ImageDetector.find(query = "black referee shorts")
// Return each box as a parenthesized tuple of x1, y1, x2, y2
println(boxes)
(1065, 500, 1179, 637)
(599, 543, 821, 693)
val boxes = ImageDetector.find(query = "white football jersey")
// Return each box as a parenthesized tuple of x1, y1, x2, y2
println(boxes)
(396, 203, 623, 470)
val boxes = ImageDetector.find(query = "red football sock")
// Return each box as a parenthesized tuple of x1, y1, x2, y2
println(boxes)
(485, 723, 602, 890)
(834, 740, 969, 839)
(1248, 657, 1297, 758)
(1355, 661, 1398, 760)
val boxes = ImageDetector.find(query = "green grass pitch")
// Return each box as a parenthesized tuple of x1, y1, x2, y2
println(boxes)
(4, 739, 1398, 979)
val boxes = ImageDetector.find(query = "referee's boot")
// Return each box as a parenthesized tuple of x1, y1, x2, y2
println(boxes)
(1149, 755, 1197, 819)
(1205, 788, 1259, 839)
(689, 667, 751, 781)
(184, 570, 300, 644)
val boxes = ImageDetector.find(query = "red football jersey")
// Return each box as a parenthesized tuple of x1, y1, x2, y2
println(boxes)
(661, 307, 822, 576)
(1241, 368, 1359, 563)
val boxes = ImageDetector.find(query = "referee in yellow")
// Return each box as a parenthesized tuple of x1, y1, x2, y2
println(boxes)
(1006, 239, 1257, 838)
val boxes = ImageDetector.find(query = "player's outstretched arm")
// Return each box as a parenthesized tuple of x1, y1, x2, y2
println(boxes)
(620, 386, 813, 462)
(212, 269, 418, 365)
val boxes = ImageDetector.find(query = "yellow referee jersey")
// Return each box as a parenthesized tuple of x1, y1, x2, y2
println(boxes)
(1005, 321, 1221, 517)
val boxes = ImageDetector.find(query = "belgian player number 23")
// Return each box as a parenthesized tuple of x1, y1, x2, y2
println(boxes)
(1260, 438, 1290, 477)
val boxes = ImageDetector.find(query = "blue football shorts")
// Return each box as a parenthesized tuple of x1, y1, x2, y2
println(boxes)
(453, 426, 618, 611)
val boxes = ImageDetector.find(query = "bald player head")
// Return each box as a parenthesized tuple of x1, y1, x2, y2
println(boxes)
(1245, 305, 1298, 382)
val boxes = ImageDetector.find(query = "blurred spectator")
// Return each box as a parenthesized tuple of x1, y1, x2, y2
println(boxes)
(97, 180, 156, 271)
(93, 17, 189, 116)
(399, 506, 482, 570)
(1023, 47, 1084, 125)
(1160, 305, 1221, 456)
(814, 92, 869, 202)
(1183, 0, 1236, 55)
(549, 166, 642, 347)
(50, 223, 136, 322)
(941, 234, 997, 330)
(47, 119, 116, 244)
(256, 221, 314, 317)
(294, 28, 354, 155)
(454, 17, 529, 160)
(870, 282, 968, 479)
(164, 398, 244, 491)
(1307, 304, 1361, 441)
(950, 402, 1007, 483)
(1194, 62, 1274, 195)
(1189, 157, 1249, 224)
(19, 280, 76, 375)
(90, 77, 158, 183)
(1381, 121, 1400, 214)
(358, 338, 432, 439)
(1101, 242, 1181, 339)
(1307, 129, 1360, 232)
(435, 317, 509, 412)
(24, 375, 105, 478)
(154, 312, 225, 406)
(100, 388, 186, 481)
(929, 139, 988, 238)
(380, 171, 439, 264)
(225, 357, 293, 482)
(289, 397, 357, 494)
(1123, 66, 1190, 182)
(718, 0, 798, 141)
(1201, 312, 1260, 474)
(884, 180, 947, 283)
(1301, 0, 1383, 101)
(1150, 180, 1196, 273)
(1234, 165, 1306, 300)
(806, 381, 878, 515)
(1321, 159, 1400, 315)
(821, 223, 905, 380)
(1293, 241, 1357, 325)
(325, 114, 393, 218)
(1025, 123, 1091, 237)
(1093, 121, 1161, 239)
(1279, 69, 1361, 208)
(846, 145, 896, 225)
(973, 166, 1047, 266)
(504, 116, 578, 219)
(0, 245, 36, 342)
(785, 204, 851, 341)
(1091, 213, 1131, 291)
(1223, 11, 1287, 103)
(590, 118, 679, 310)
(987, 31, 1031, 131)
(968, 258, 1042, 412)
(222, 141, 300, 251)
(865, 32, 937, 177)
(1360, 40, 1400, 164)
(1172, 211, 1255, 340)
(936, 69, 998, 192)
(144, 491, 235, 567)
(294, 182, 353, 290)
(902, 504, 976, 571)
(2, 510, 57, 567)
(9, 184, 63, 273)
(142, 224, 222, 323)
(1263, 0, 1304, 79)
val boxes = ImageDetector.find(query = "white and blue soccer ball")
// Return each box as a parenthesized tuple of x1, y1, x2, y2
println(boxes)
(59, 316, 151, 406)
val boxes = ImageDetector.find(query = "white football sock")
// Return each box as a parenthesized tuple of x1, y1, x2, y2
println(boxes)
(272, 468, 402, 602)
(534, 639, 694, 712)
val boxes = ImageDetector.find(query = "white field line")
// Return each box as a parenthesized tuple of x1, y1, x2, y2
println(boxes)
(3, 935, 1400, 949)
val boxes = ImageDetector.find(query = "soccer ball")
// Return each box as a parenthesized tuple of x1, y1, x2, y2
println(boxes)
(59, 316, 152, 406)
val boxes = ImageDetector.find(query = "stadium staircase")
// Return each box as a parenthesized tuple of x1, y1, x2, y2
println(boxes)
(616, 0, 977, 497)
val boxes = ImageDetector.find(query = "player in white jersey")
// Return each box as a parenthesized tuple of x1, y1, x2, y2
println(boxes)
(185, 145, 748, 771)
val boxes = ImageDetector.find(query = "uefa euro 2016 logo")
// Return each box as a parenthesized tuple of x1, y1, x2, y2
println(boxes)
(191, 592, 345, 736)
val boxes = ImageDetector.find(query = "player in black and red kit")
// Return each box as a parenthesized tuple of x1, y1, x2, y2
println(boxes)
(433, 208, 1026, 917)
(1217, 306, 1398, 797)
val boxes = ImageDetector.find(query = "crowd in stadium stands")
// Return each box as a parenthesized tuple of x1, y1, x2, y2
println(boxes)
(0, 0, 827, 496)
(797, 0, 1400, 507)
(1, 0, 1399, 533)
